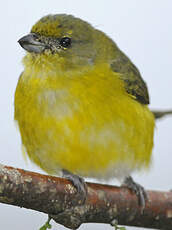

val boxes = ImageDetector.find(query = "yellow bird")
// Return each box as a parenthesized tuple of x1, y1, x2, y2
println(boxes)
(15, 14, 155, 205)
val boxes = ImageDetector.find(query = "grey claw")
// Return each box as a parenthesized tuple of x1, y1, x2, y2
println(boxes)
(62, 169, 87, 203)
(122, 176, 148, 209)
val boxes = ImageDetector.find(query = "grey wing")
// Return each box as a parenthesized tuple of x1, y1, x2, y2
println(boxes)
(111, 53, 149, 105)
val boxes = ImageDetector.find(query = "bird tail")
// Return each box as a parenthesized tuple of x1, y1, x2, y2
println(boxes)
(151, 110, 172, 120)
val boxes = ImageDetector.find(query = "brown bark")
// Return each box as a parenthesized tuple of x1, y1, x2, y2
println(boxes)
(0, 163, 171, 229)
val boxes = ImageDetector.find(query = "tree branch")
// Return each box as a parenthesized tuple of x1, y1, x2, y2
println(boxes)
(0, 164, 171, 229)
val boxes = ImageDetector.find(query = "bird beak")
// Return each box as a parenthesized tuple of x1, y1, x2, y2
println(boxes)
(18, 33, 47, 53)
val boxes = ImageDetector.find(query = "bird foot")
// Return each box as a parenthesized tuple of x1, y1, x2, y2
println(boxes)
(62, 169, 87, 205)
(122, 176, 147, 210)
(49, 170, 87, 229)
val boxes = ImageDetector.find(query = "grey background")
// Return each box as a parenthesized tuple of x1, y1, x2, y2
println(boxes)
(0, 0, 172, 229)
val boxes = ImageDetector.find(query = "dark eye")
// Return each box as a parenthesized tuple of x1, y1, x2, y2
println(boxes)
(60, 37, 71, 48)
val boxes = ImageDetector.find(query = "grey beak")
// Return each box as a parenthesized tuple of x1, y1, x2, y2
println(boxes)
(18, 33, 47, 53)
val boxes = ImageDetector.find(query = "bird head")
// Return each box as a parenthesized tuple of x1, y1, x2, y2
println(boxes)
(18, 14, 118, 70)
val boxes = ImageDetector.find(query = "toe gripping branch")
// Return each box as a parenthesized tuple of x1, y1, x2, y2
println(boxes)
(122, 176, 147, 210)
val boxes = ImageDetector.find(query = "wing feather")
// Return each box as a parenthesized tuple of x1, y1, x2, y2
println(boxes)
(111, 54, 149, 104)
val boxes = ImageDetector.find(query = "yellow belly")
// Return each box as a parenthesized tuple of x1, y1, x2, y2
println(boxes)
(14, 64, 155, 180)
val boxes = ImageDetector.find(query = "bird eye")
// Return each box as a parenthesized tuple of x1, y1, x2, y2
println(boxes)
(60, 37, 71, 48)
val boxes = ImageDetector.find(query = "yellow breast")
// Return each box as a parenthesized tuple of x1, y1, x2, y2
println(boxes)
(15, 62, 155, 180)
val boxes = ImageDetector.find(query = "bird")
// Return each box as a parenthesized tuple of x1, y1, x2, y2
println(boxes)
(15, 14, 155, 207)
